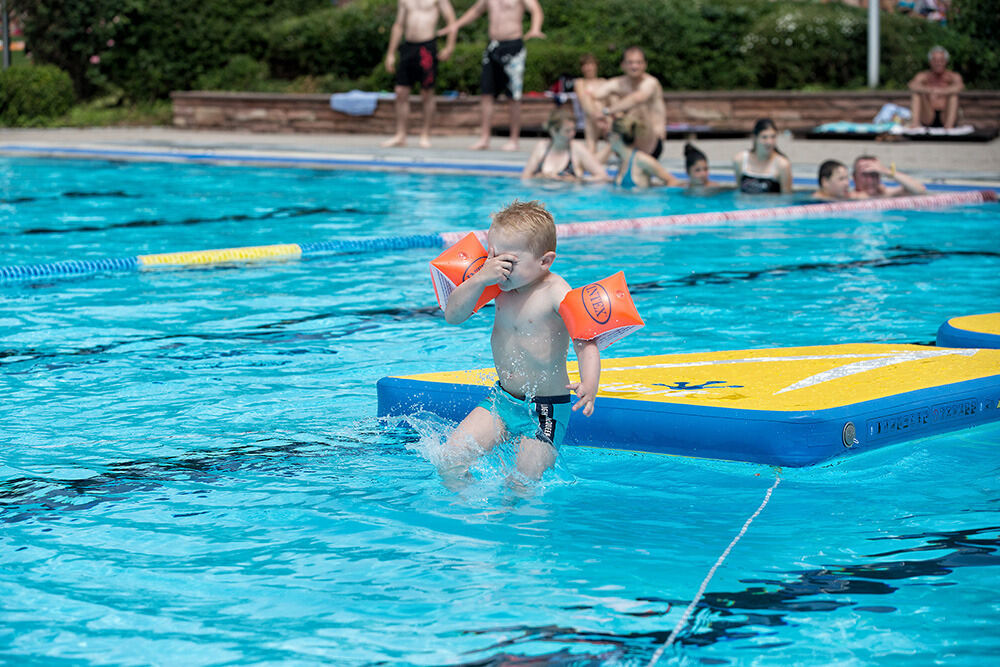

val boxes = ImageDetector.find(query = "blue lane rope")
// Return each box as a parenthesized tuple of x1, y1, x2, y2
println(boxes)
(2, 190, 995, 285)
(0, 235, 447, 284)
(0, 256, 140, 282)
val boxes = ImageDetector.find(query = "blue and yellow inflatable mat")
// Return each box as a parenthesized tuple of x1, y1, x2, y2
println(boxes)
(377, 343, 1000, 467)
(937, 313, 1000, 350)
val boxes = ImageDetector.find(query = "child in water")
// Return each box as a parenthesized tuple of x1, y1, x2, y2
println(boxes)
(441, 200, 601, 481)
(683, 142, 725, 192)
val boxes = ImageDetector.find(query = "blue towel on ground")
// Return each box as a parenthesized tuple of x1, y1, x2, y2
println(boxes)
(813, 121, 895, 134)
(330, 90, 394, 116)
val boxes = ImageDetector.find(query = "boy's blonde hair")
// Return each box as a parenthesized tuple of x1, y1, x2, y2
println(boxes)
(490, 200, 556, 256)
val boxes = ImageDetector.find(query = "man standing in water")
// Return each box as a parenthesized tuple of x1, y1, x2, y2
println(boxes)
(383, 0, 458, 148)
(578, 47, 667, 158)
(441, 0, 545, 151)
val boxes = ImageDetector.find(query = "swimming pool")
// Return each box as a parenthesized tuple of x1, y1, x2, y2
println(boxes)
(2, 156, 999, 665)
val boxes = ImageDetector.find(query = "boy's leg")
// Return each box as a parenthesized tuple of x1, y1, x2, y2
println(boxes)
(514, 436, 557, 480)
(382, 85, 410, 147)
(441, 406, 504, 478)
(419, 87, 435, 148)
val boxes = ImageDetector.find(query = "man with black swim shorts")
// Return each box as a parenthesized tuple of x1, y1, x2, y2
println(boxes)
(441, 0, 544, 151)
(578, 47, 667, 158)
(908, 46, 964, 130)
(383, 0, 457, 148)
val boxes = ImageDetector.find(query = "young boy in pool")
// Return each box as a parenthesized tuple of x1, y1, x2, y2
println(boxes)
(442, 200, 601, 481)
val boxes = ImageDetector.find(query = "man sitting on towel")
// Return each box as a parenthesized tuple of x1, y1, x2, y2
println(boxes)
(908, 46, 964, 130)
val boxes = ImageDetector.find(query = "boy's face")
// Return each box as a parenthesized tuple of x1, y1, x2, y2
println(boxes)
(487, 226, 554, 292)
(823, 166, 851, 199)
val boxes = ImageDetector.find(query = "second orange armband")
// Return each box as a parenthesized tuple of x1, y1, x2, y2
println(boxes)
(559, 271, 644, 350)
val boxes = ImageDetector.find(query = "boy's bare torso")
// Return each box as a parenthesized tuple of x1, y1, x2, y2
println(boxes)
(486, 0, 527, 41)
(401, 0, 445, 42)
(491, 272, 571, 397)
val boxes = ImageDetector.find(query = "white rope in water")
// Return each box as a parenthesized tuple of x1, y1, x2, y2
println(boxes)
(647, 473, 782, 666)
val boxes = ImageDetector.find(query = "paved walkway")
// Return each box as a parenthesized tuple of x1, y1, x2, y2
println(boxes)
(1, 126, 998, 186)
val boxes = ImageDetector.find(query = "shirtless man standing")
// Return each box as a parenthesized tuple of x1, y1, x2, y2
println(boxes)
(441, 0, 545, 151)
(577, 47, 666, 158)
(383, 0, 457, 148)
(908, 45, 964, 130)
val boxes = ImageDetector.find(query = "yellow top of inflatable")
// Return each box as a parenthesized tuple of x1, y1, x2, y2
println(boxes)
(946, 313, 1000, 336)
(402, 343, 1000, 412)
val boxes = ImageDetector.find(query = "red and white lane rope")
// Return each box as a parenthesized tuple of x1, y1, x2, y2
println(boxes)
(439, 190, 997, 246)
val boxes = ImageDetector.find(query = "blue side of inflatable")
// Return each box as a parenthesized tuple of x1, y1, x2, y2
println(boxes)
(376, 375, 1000, 468)
(937, 319, 1000, 350)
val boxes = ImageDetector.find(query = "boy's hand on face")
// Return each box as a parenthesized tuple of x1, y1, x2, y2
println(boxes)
(479, 248, 516, 286)
(567, 381, 596, 416)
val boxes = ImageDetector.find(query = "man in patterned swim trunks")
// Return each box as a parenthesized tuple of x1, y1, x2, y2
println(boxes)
(441, 0, 545, 151)
(383, 0, 457, 148)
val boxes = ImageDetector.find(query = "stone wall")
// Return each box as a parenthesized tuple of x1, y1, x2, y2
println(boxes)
(172, 90, 1000, 135)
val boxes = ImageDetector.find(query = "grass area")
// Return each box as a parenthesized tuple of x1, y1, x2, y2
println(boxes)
(58, 99, 173, 127)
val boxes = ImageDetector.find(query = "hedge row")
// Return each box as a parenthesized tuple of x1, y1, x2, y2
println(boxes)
(13, 0, 999, 102)
(0, 65, 75, 126)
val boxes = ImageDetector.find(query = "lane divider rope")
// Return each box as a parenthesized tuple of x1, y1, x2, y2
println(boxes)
(647, 472, 782, 666)
(3, 190, 995, 284)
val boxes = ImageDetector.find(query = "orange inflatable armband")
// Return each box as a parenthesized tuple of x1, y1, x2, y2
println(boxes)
(559, 271, 644, 350)
(429, 232, 501, 313)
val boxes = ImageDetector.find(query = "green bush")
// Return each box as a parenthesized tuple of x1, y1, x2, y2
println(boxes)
(196, 55, 271, 92)
(0, 64, 75, 126)
(738, 4, 870, 89)
(947, 0, 1000, 88)
(267, 0, 397, 81)
(12, 0, 1000, 102)
(14, 0, 329, 100)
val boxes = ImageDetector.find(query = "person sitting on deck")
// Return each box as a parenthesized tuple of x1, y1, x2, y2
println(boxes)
(908, 45, 964, 130)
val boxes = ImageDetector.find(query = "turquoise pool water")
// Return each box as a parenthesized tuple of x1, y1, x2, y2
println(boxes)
(2, 157, 999, 665)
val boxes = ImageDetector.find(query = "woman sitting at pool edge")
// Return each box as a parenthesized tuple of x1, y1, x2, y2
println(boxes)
(732, 118, 792, 194)
(608, 116, 680, 189)
(522, 108, 609, 182)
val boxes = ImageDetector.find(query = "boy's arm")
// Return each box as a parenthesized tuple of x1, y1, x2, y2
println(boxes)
(568, 339, 600, 416)
(438, 0, 458, 61)
(443, 249, 514, 324)
(523, 0, 545, 39)
(385, 3, 406, 72)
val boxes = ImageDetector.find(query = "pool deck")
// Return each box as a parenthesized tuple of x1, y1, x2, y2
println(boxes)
(1, 126, 998, 188)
